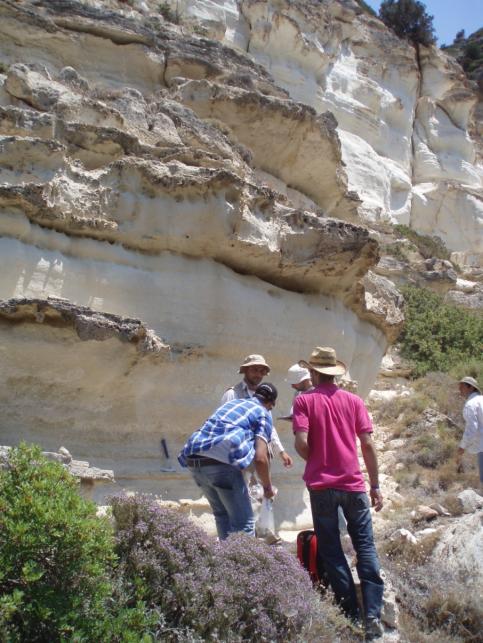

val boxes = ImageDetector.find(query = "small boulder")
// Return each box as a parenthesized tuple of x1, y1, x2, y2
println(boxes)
(429, 503, 451, 517)
(389, 527, 417, 546)
(456, 489, 483, 514)
(411, 505, 439, 522)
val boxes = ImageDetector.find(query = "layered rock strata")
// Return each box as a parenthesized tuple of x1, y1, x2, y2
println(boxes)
(180, 0, 482, 265)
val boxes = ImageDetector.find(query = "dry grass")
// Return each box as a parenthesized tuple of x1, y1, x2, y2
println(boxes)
(398, 611, 461, 643)
(374, 370, 481, 641)
(423, 588, 483, 641)
(413, 372, 464, 423)
(383, 559, 483, 642)
(374, 371, 473, 494)
(304, 594, 361, 641)
(382, 529, 441, 565)
(375, 391, 431, 437)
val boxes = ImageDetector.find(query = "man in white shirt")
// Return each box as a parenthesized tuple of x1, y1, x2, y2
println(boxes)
(221, 354, 293, 467)
(456, 376, 483, 490)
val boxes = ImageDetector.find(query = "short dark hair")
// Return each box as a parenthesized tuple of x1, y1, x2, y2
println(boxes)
(312, 371, 335, 384)
(254, 382, 278, 404)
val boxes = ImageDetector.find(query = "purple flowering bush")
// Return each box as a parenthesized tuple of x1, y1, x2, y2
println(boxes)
(212, 533, 316, 641)
(110, 494, 325, 641)
(111, 493, 214, 636)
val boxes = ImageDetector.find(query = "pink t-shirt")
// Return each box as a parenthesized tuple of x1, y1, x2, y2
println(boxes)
(293, 383, 373, 492)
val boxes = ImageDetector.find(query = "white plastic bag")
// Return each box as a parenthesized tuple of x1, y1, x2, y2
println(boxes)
(257, 498, 275, 539)
(248, 478, 264, 502)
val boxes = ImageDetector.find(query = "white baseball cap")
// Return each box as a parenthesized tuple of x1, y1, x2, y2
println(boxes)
(285, 364, 311, 385)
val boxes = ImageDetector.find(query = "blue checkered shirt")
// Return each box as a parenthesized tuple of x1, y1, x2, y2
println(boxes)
(178, 397, 273, 470)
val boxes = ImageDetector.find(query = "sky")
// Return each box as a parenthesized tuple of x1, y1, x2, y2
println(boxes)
(365, 0, 482, 46)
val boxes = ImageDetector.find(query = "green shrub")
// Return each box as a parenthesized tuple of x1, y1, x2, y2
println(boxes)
(159, 2, 180, 24)
(449, 357, 483, 388)
(379, 0, 436, 47)
(355, 0, 377, 16)
(0, 443, 115, 641)
(399, 286, 483, 377)
(412, 424, 457, 468)
(393, 224, 450, 260)
(383, 240, 409, 262)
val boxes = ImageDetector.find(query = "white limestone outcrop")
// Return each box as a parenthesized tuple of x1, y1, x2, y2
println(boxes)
(179, 0, 482, 264)
(432, 510, 483, 588)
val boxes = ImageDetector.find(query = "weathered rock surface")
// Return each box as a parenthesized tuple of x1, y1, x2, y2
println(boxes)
(432, 510, 483, 587)
(0, 444, 114, 498)
(0, 296, 168, 353)
(376, 256, 459, 294)
(225, 0, 482, 265)
(175, 79, 359, 219)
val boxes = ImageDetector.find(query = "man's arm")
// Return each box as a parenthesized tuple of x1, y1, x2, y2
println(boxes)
(459, 404, 478, 451)
(456, 404, 478, 469)
(292, 396, 309, 462)
(254, 437, 275, 499)
(220, 387, 235, 405)
(271, 427, 294, 467)
(294, 431, 309, 462)
(359, 432, 383, 512)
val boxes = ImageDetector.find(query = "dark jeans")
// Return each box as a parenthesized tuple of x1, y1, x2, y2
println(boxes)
(190, 462, 255, 540)
(309, 488, 384, 621)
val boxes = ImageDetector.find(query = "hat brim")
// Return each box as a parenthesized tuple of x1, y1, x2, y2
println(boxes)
(285, 376, 310, 385)
(239, 364, 270, 374)
(299, 359, 346, 376)
(459, 379, 481, 394)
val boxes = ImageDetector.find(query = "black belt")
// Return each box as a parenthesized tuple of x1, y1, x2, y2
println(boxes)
(186, 455, 223, 468)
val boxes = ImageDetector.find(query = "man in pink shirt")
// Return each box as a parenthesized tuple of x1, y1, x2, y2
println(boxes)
(293, 347, 384, 641)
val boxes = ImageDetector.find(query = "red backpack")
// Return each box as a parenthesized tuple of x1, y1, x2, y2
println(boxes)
(296, 530, 329, 588)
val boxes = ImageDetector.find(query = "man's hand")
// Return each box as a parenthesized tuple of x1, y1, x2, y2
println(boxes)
(370, 488, 383, 512)
(263, 484, 277, 499)
(280, 451, 293, 468)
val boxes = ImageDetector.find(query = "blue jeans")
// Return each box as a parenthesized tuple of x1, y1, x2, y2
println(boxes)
(478, 452, 483, 483)
(309, 488, 384, 621)
(190, 462, 255, 540)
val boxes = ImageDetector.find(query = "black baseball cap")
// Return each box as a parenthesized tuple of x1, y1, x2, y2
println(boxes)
(254, 382, 278, 404)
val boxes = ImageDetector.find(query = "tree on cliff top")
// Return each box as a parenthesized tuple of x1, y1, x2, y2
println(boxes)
(379, 0, 436, 47)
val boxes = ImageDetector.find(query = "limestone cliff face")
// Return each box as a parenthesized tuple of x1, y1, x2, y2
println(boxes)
(0, 0, 479, 519)
(181, 0, 483, 266)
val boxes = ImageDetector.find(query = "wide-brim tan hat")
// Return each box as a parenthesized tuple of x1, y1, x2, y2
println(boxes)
(459, 376, 481, 393)
(238, 354, 271, 374)
(299, 346, 346, 376)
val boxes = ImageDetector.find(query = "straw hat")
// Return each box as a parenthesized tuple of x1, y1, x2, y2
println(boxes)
(238, 354, 271, 374)
(299, 347, 346, 376)
(285, 364, 311, 385)
(459, 376, 481, 394)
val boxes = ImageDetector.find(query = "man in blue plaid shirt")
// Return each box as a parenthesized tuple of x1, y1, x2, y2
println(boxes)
(179, 383, 278, 539)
